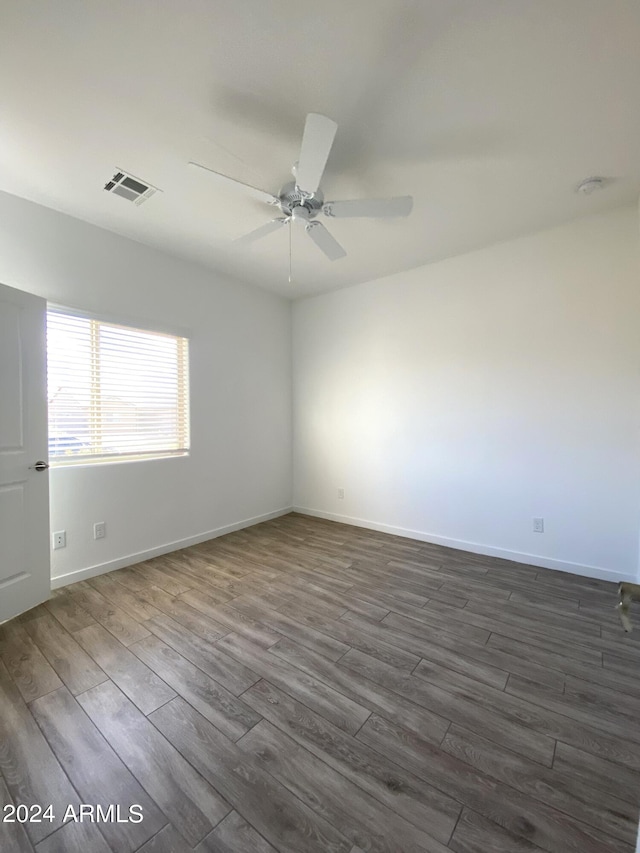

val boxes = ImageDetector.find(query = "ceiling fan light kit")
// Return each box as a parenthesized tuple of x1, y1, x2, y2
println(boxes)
(189, 112, 413, 279)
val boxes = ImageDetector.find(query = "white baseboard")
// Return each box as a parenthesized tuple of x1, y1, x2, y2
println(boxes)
(293, 506, 634, 584)
(51, 507, 293, 590)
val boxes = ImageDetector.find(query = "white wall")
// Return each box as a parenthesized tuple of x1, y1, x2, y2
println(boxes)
(0, 190, 292, 584)
(293, 206, 640, 582)
(2, 189, 638, 587)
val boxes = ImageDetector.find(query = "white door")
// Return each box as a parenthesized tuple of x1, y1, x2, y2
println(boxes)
(0, 282, 50, 623)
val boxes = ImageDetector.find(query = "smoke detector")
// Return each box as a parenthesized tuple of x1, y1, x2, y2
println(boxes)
(104, 170, 159, 205)
(576, 177, 606, 195)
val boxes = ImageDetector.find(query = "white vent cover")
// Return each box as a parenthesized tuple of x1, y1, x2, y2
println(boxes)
(104, 170, 159, 205)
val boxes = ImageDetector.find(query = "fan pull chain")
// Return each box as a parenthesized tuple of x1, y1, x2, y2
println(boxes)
(288, 218, 293, 285)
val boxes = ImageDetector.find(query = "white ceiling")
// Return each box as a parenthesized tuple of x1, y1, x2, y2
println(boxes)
(1, 0, 639, 298)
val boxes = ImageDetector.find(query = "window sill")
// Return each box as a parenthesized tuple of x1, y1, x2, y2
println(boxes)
(49, 451, 190, 469)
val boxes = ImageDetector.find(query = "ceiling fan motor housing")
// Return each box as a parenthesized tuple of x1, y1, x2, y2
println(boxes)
(279, 180, 323, 218)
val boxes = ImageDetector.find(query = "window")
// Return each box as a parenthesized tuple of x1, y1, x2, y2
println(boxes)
(47, 309, 190, 464)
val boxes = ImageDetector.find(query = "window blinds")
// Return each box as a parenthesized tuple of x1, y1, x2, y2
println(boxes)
(47, 310, 190, 464)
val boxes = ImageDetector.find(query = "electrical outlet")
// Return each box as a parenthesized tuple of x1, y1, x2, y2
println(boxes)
(337, 488, 345, 500)
(93, 522, 106, 540)
(533, 517, 544, 533)
(52, 531, 66, 550)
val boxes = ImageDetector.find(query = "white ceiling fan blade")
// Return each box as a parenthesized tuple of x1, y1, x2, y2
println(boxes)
(235, 218, 288, 245)
(305, 221, 347, 261)
(323, 196, 413, 218)
(295, 113, 338, 194)
(188, 161, 278, 205)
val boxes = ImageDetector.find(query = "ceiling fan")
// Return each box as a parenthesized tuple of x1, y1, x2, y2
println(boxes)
(188, 113, 413, 272)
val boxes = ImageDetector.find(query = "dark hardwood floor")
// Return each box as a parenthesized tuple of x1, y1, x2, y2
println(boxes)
(1, 512, 639, 852)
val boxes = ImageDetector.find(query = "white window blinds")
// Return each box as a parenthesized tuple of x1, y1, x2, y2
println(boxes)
(47, 309, 190, 464)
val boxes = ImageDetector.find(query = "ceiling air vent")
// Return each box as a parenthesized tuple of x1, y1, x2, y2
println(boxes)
(104, 170, 159, 205)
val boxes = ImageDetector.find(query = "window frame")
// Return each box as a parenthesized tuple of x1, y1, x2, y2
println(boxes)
(46, 304, 191, 467)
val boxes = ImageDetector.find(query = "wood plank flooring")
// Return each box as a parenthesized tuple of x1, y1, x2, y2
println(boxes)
(1, 512, 638, 852)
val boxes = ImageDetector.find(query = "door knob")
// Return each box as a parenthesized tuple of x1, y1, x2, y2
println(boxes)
(30, 461, 50, 472)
